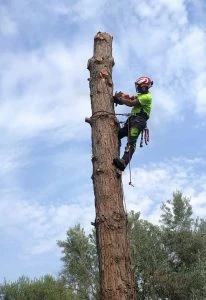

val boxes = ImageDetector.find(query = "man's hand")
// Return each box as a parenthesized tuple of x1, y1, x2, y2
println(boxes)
(113, 91, 138, 107)
(113, 91, 124, 105)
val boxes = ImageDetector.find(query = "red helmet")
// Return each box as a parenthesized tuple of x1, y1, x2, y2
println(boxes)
(135, 76, 153, 89)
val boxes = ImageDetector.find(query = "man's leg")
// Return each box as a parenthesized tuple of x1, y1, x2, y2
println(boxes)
(121, 126, 140, 168)
(114, 116, 147, 171)
(113, 119, 142, 171)
(113, 121, 128, 170)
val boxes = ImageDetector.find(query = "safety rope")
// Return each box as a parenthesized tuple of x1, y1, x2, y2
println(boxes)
(127, 118, 134, 187)
(121, 178, 130, 251)
(91, 110, 115, 118)
(121, 180, 127, 214)
(115, 113, 130, 117)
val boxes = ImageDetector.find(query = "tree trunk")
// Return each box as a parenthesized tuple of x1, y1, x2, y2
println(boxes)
(87, 32, 136, 300)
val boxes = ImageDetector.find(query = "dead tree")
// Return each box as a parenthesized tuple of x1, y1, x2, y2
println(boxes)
(86, 32, 136, 300)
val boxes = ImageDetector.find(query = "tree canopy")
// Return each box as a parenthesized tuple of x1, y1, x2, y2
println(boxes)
(1, 192, 206, 300)
(0, 275, 73, 300)
(57, 192, 206, 300)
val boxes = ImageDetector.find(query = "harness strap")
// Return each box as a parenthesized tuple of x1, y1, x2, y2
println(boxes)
(131, 111, 149, 121)
(140, 127, 150, 147)
(144, 128, 149, 145)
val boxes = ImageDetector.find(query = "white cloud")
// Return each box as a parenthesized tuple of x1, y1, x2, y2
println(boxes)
(151, 88, 179, 125)
(49, 0, 107, 25)
(0, 6, 18, 37)
(71, 0, 107, 21)
(194, 71, 206, 115)
(158, 0, 186, 12)
(0, 42, 91, 142)
(51, 3, 71, 16)
(0, 190, 94, 256)
(165, 27, 206, 77)
(1, 156, 205, 260)
(123, 157, 206, 223)
(0, 146, 28, 177)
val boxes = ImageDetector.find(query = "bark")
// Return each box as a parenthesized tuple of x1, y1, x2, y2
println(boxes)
(87, 32, 136, 300)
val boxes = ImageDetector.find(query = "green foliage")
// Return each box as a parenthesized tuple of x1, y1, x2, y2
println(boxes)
(1, 192, 205, 300)
(0, 275, 73, 300)
(56, 193, 205, 299)
(57, 193, 206, 299)
(159, 192, 206, 300)
(161, 191, 193, 231)
(57, 224, 99, 300)
(128, 211, 169, 299)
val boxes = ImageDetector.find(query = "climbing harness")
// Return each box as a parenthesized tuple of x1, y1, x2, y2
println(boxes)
(116, 113, 150, 149)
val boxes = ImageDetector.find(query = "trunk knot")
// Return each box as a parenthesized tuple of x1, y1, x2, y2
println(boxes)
(96, 167, 104, 174)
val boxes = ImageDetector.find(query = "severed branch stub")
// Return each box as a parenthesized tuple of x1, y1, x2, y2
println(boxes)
(85, 117, 92, 125)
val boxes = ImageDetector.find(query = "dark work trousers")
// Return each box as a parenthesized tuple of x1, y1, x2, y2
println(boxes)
(118, 115, 147, 167)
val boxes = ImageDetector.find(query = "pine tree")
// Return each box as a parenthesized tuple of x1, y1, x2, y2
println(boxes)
(86, 32, 135, 300)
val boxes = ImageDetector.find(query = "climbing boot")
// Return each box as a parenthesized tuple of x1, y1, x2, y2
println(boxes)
(113, 157, 126, 171)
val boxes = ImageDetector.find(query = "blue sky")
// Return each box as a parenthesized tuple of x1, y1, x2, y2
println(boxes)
(0, 0, 206, 282)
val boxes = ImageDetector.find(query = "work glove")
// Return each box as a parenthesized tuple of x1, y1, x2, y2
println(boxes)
(113, 91, 123, 105)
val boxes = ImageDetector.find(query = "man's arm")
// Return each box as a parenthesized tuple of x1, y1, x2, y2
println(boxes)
(114, 91, 141, 107)
(119, 93, 141, 107)
(119, 96, 140, 107)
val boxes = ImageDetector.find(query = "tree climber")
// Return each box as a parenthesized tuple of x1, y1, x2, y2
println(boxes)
(113, 76, 153, 172)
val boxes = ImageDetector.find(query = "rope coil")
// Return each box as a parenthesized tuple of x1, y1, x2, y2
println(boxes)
(92, 110, 115, 117)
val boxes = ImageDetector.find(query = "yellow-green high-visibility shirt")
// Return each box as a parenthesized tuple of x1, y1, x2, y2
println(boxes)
(130, 92, 152, 117)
